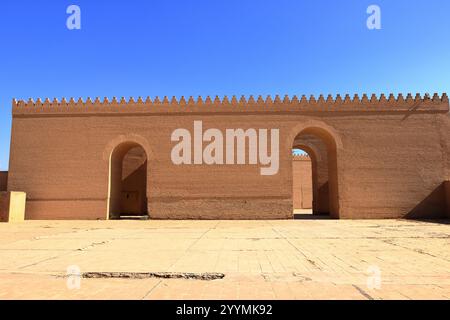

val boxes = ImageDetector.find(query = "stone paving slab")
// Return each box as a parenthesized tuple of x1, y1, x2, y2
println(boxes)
(0, 219, 449, 300)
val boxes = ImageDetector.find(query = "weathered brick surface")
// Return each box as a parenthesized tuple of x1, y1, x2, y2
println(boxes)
(0, 172, 7, 192)
(7, 94, 450, 219)
(292, 156, 312, 209)
(0, 192, 10, 222)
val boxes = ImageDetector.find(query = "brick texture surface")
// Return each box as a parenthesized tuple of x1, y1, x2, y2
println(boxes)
(7, 94, 450, 219)
(292, 156, 312, 209)
(0, 172, 7, 192)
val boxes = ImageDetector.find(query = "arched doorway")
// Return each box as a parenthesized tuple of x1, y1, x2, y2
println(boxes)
(292, 127, 340, 219)
(108, 142, 148, 219)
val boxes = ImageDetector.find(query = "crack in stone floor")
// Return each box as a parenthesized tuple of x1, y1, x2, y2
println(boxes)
(0, 219, 449, 299)
(79, 271, 225, 280)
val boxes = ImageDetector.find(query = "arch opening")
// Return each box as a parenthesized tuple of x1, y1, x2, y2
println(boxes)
(108, 142, 148, 219)
(292, 127, 340, 219)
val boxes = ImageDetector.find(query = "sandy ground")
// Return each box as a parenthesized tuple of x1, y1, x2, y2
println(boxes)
(0, 218, 449, 300)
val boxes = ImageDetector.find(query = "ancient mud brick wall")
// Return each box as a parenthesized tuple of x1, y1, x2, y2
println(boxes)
(7, 93, 450, 220)
(0, 192, 9, 222)
(292, 155, 312, 210)
(0, 172, 7, 191)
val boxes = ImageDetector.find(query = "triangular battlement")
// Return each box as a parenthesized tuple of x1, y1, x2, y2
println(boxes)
(292, 154, 311, 161)
(12, 93, 449, 115)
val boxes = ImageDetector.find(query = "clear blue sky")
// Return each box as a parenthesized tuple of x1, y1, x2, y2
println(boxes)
(1, 0, 449, 170)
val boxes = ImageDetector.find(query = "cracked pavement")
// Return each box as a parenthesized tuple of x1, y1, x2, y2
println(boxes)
(0, 219, 449, 299)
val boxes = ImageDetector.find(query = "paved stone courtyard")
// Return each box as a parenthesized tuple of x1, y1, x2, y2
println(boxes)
(0, 219, 449, 300)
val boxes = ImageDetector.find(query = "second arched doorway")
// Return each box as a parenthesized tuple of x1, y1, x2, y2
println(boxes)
(292, 126, 340, 219)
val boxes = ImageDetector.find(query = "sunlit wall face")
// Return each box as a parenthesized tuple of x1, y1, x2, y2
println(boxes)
(1, 0, 449, 170)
